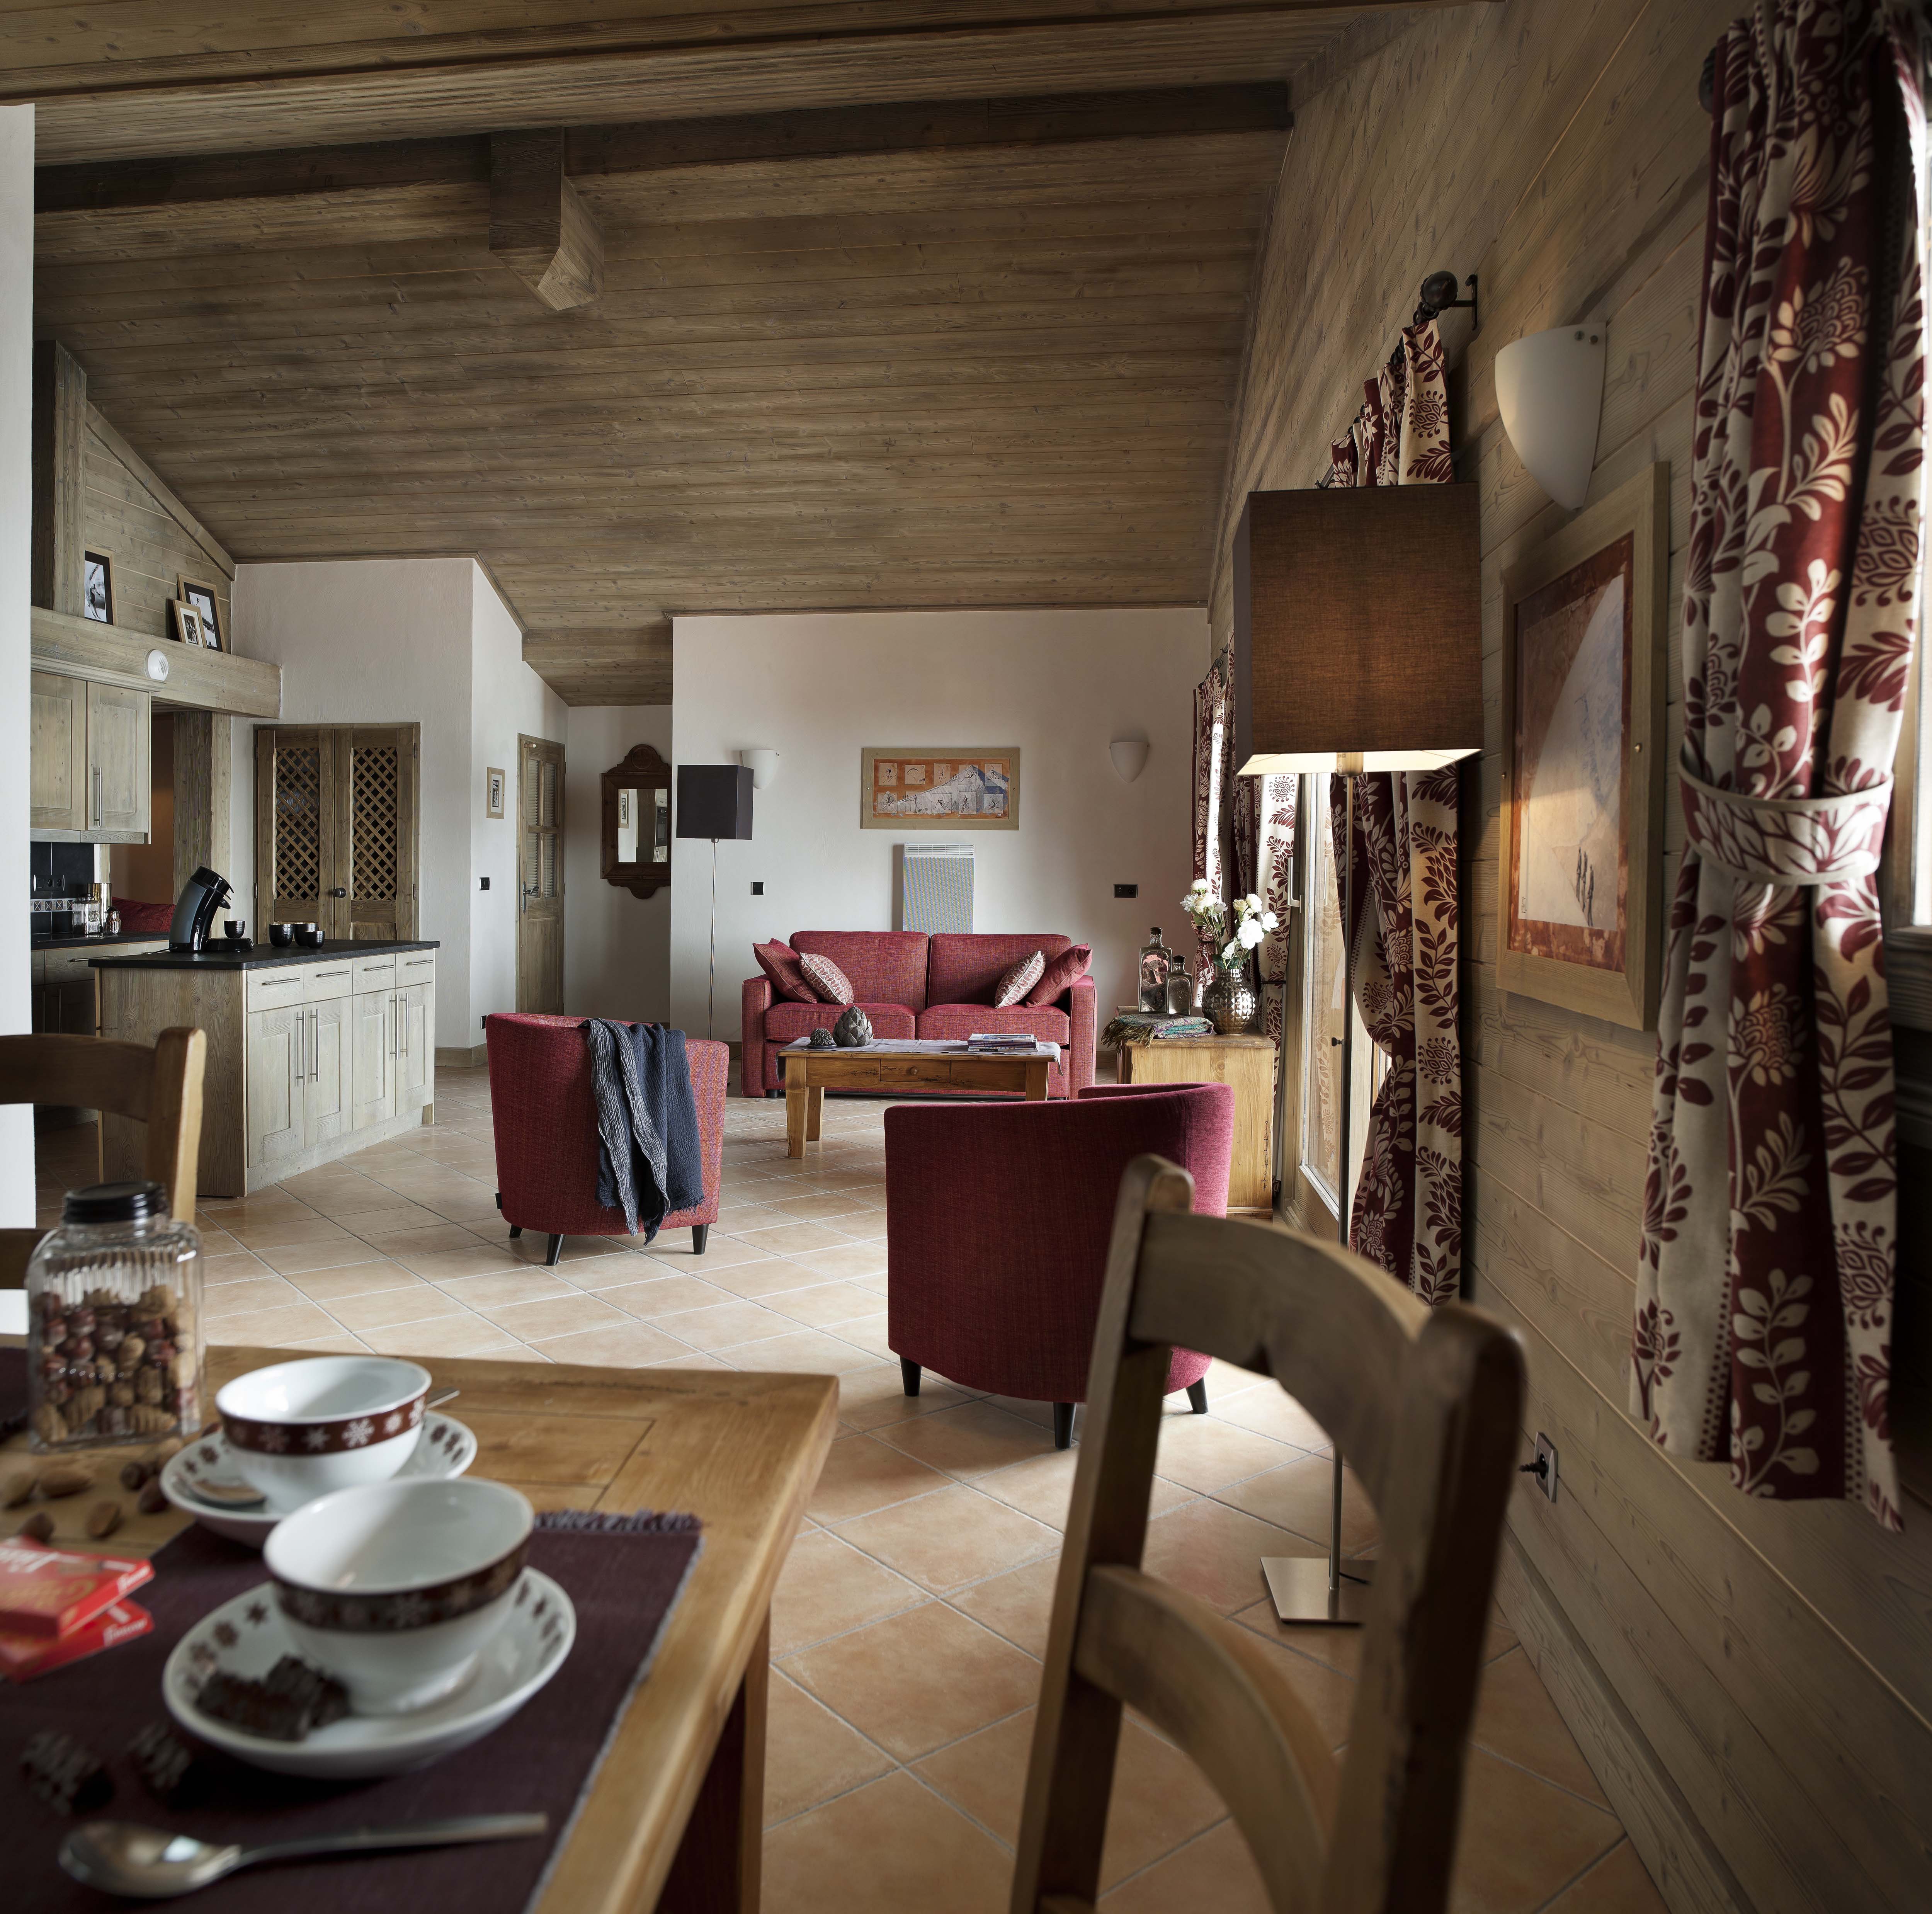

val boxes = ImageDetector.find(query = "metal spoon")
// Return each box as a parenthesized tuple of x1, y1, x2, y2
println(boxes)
(189, 1388, 465, 1508)
(60, 1812, 546, 1898)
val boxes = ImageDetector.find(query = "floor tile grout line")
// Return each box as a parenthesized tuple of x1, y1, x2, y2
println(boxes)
(1527, 1832, 1632, 1913)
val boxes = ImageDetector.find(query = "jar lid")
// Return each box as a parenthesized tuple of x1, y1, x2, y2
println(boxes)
(61, 1181, 168, 1225)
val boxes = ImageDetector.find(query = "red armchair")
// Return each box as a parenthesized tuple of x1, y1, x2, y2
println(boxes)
(885, 1082, 1234, 1446)
(483, 1013, 728, 1262)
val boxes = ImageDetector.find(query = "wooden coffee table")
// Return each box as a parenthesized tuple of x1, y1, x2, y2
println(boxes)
(778, 1038, 1057, 1157)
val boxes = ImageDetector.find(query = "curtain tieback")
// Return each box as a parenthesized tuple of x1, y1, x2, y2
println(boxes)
(1679, 762, 1891, 885)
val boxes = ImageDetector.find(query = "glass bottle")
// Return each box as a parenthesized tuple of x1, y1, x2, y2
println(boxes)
(26, 1181, 203, 1452)
(1138, 927, 1175, 1012)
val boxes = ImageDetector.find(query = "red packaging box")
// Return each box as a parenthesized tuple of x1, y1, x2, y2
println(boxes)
(0, 1539, 155, 1638)
(0, 1599, 154, 1681)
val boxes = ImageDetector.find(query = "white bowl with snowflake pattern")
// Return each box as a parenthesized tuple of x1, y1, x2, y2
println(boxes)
(265, 1477, 534, 1715)
(217, 1356, 430, 1512)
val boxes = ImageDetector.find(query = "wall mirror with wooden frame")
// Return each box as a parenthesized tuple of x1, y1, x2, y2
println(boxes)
(602, 743, 672, 898)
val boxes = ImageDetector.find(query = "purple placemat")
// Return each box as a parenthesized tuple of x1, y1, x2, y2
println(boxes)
(5, 1514, 702, 1912)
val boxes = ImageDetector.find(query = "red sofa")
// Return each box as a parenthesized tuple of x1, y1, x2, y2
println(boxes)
(740, 931, 1096, 1101)
(884, 1082, 1234, 1446)
(483, 1013, 728, 1261)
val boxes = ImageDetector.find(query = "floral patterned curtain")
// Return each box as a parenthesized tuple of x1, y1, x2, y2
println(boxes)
(1192, 654, 1233, 978)
(1321, 320, 1465, 1305)
(1635, 0, 1927, 1531)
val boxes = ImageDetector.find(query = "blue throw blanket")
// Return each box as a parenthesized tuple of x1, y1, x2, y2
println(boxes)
(584, 1020, 704, 1240)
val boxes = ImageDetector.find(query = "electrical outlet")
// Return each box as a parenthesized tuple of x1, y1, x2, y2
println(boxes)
(1114, 883, 1138, 898)
(751, 881, 764, 895)
(1524, 1434, 1558, 1501)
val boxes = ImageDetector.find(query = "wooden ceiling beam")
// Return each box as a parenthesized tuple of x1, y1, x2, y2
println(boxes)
(489, 130, 605, 311)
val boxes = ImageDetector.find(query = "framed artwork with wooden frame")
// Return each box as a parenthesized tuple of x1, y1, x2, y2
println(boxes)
(1498, 462, 1669, 1029)
(859, 747, 1021, 830)
(167, 598, 205, 647)
(486, 766, 506, 819)
(82, 550, 113, 624)
(176, 573, 223, 651)
(602, 742, 672, 898)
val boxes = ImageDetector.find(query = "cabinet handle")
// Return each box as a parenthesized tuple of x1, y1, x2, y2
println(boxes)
(91, 766, 100, 826)
(310, 1007, 319, 1083)
(296, 1008, 304, 1085)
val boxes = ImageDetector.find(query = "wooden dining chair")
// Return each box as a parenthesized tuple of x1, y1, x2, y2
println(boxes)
(0, 1029, 207, 1289)
(1011, 1155, 1526, 1914)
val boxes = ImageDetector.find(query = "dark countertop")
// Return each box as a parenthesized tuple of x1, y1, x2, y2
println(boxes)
(34, 929, 174, 950)
(90, 939, 440, 971)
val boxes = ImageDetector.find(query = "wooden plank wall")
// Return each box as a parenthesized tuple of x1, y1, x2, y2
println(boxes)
(80, 402, 235, 647)
(1208, 5, 1932, 1910)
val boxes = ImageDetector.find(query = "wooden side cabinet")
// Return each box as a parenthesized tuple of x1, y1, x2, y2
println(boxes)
(1116, 1033, 1277, 1216)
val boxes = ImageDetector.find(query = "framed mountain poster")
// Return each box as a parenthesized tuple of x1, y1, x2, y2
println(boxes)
(860, 749, 1021, 831)
(1498, 463, 1669, 1029)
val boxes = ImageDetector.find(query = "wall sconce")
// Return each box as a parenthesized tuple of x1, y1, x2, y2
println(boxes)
(740, 749, 781, 789)
(1495, 325, 1605, 510)
(1109, 738, 1150, 784)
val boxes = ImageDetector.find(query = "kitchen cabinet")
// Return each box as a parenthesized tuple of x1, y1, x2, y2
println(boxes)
(29, 667, 151, 843)
(95, 943, 439, 1196)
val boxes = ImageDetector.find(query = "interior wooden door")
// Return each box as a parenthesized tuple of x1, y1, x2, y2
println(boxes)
(517, 733, 565, 1013)
(333, 726, 419, 941)
(256, 726, 335, 932)
(256, 725, 419, 939)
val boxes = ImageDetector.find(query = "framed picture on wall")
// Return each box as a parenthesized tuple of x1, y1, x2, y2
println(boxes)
(859, 747, 1021, 830)
(1498, 462, 1669, 1029)
(167, 598, 206, 647)
(486, 766, 506, 818)
(177, 574, 223, 651)
(82, 550, 113, 623)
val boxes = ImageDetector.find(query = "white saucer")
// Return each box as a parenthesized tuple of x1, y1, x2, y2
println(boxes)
(160, 1414, 478, 1547)
(163, 1570, 575, 1778)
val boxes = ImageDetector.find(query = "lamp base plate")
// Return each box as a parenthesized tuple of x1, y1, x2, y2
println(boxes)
(1261, 1555, 1372, 1626)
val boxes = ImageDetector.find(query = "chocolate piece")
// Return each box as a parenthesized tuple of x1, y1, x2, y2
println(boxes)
(18, 1511, 55, 1543)
(194, 1656, 351, 1741)
(21, 1730, 113, 1814)
(136, 1475, 170, 1516)
(264, 1655, 350, 1730)
(126, 1722, 209, 1810)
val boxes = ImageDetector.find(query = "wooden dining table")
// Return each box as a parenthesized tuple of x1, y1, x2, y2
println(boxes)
(1, 1346, 838, 1914)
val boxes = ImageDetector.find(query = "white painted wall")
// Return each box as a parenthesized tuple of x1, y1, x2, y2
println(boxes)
(0, 107, 33, 1224)
(229, 558, 564, 1049)
(669, 609, 1204, 1042)
(564, 706, 673, 1024)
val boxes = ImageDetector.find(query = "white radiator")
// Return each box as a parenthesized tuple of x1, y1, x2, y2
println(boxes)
(900, 841, 974, 934)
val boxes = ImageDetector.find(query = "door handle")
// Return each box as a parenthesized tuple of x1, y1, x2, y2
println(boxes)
(327, 887, 347, 898)
(91, 766, 101, 826)
(296, 1009, 304, 1086)
(311, 1007, 320, 1082)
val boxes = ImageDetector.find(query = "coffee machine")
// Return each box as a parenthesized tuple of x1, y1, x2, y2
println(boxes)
(169, 866, 233, 953)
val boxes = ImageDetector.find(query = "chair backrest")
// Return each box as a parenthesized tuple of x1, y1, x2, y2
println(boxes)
(1012, 1155, 1525, 1914)
(0, 1029, 207, 1289)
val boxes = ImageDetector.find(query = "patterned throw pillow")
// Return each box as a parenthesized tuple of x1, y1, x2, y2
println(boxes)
(993, 950, 1046, 1007)
(798, 952, 856, 1006)
(1027, 943, 1092, 1005)
(753, 940, 816, 1004)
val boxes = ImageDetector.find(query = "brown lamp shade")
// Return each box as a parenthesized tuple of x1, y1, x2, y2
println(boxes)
(1233, 483, 1483, 773)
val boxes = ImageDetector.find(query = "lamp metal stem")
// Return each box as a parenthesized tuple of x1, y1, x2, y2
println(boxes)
(707, 838, 719, 1042)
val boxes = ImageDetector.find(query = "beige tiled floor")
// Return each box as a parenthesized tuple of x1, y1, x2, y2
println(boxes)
(36, 1075, 1665, 1914)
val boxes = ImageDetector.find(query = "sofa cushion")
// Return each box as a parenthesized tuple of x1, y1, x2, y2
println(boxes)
(798, 951, 855, 1005)
(916, 1002, 1072, 1048)
(793, 931, 930, 1011)
(928, 932, 1072, 1006)
(766, 1000, 917, 1044)
(753, 939, 816, 1004)
(1028, 942, 1092, 1005)
(993, 950, 1045, 1006)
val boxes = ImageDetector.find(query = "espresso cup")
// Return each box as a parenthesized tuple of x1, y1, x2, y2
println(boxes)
(217, 1356, 429, 1514)
(224, 919, 247, 941)
(294, 922, 323, 948)
(268, 923, 294, 947)
(264, 1478, 534, 1713)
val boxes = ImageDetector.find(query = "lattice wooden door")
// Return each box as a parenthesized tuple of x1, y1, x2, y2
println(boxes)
(517, 733, 565, 1012)
(255, 724, 419, 941)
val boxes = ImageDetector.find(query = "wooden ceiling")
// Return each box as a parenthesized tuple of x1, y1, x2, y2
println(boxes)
(17, 3, 1427, 703)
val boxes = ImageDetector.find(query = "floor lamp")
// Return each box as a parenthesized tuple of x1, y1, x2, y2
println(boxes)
(1232, 481, 1482, 1624)
(675, 764, 755, 1041)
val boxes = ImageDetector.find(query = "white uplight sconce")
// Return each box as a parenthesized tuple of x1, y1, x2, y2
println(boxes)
(1109, 738, 1150, 784)
(1495, 325, 1606, 510)
(740, 749, 781, 789)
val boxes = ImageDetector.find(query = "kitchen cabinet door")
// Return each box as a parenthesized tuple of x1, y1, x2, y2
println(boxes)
(246, 1003, 304, 1174)
(348, 987, 394, 1130)
(306, 995, 352, 1148)
(87, 682, 151, 841)
(396, 977, 434, 1113)
(30, 671, 88, 834)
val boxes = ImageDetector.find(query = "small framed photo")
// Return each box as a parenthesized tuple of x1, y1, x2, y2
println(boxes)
(177, 574, 223, 651)
(82, 550, 113, 624)
(486, 766, 507, 819)
(167, 598, 206, 647)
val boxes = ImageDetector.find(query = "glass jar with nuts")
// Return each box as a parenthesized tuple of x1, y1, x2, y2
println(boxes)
(25, 1181, 202, 1453)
